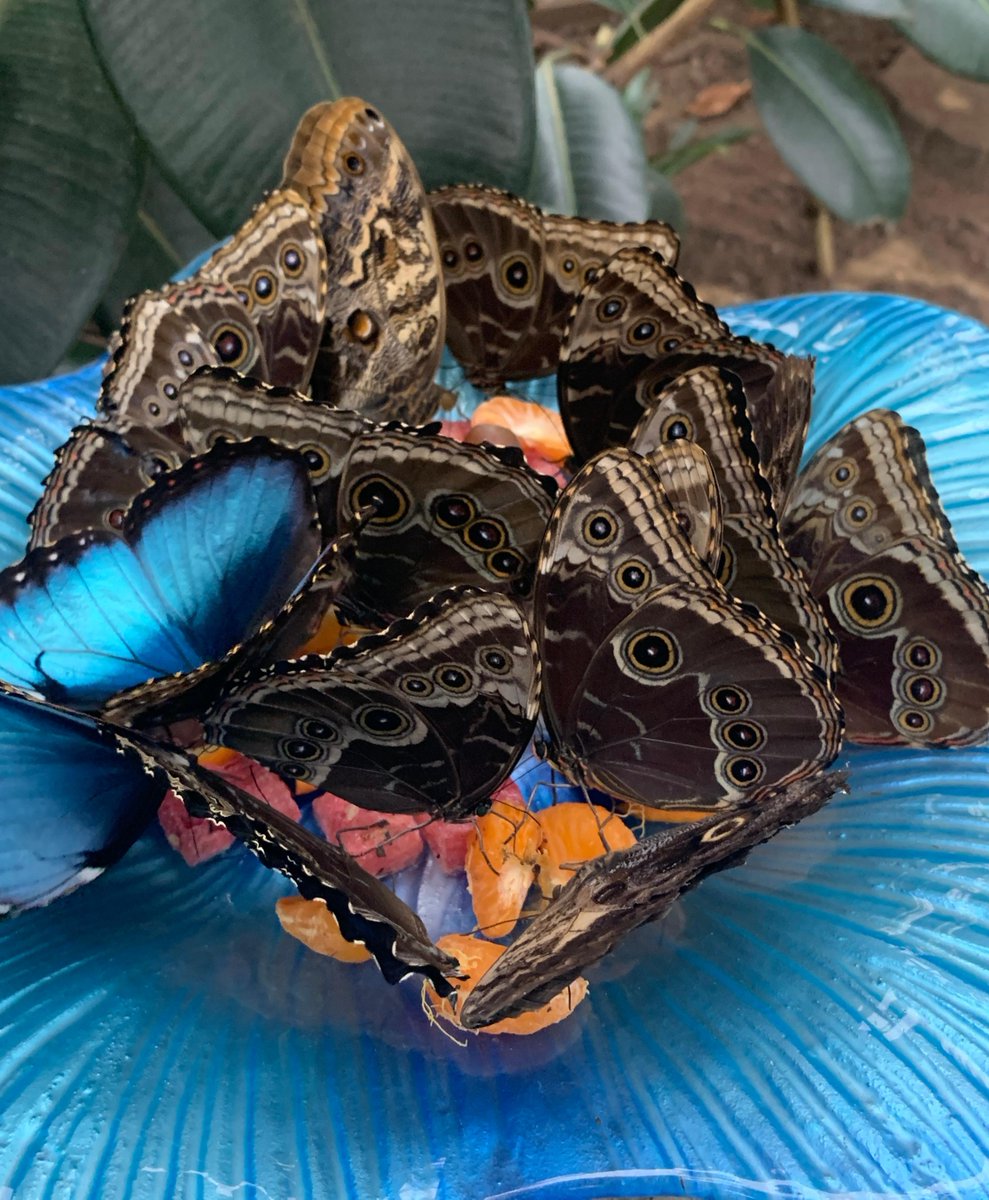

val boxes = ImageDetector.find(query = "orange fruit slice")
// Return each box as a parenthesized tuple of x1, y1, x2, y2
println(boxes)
(471, 396, 571, 463)
(465, 792, 541, 937)
(535, 803, 637, 898)
(275, 895, 372, 964)
(427, 933, 587, 1035)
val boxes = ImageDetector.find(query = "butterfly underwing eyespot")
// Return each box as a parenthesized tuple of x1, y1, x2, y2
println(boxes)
(782, 408, 989, 746)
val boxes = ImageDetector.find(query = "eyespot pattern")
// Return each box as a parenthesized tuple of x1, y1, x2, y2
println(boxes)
(347, 310, 378, 344)
(211, 323, 251, 369)
(621, 629, 680, 678)
(701, 814, 748, 843)
(463, 240, 484, 264)
(433, 665, 473, 694)
(464, 518, 506, 552)
(582, 510, 618, 547)
(400, 675, 434, 698)
(829, 459, 857, 488)
(299, 718, 336, 741)
(836, 575, 900, 633)
(661, 413, 693, 442)
(283, 738, 320, 761)
(432, 494, 475, 529)
(343, 151, 365, 175)
(357, 705, 412, 738)
(350, 474, 409, 525)
(719, 719, 766, 751)
(479, 647, 511, 675)
(896, 708, 933, 736)
(615, 559, 651, 595)
(717, 542, 737, 589)
(899, 638, 940, 671)
(597, 297, 624, 321)
(704, 685, 751, 715)
(842, 498, 875, 529)
(501, 256, 534, 296)
(487, 549, 523, 579)
(251, 269, 277, 306)
(629, 320, 657, 346)
(282, 245, 304, 276)
(721, 755, 765, 788)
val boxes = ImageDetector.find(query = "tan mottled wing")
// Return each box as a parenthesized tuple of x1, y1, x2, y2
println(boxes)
(284, 99, 445, 422)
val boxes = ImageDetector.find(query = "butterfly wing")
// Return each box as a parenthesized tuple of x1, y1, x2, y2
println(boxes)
(0, 441, 320, 710)
(205, 589, 539, 819)
(457, 771, 842, 1028)
(336, 426, 556, 623)
(429, 185, 546, 389)
(0, 684, 456, 990)
(98, 282, 266, 431)
(283, 99, 445, 421)
(197, 189, 327, 390)
(783, 410, 989, 745)
(558, 247, 728, 464)
(632, 366, 836, 676)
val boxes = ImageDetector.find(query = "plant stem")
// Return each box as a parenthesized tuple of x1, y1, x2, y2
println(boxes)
(604, 0, 719, 88)
(775, 0, 800, 25)
(815, 206, 836, 280)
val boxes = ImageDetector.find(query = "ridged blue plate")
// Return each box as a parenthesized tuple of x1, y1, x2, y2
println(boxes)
(2, 293, 989, 1200)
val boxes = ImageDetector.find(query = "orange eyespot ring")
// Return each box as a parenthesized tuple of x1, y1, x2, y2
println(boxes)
(622, 629, 680, 677)
(896, 708, 933, 737)
(583, 510, 617, 547)
(838, 575, 899, 631)
(349, 474, 409, 525)
(902, 673, 942, 707)
(661, 413, 693, 442)
(717, 542, 737, 588)
(843, 498, 874, 528)
(432, 664, 474, 694)
(501, 256, 533, 295)
(300, 444, 332, 480)
(829, 459, 857, 488)
(281, 244, 305, 276)
(211, 323, 251, 369)
(722, 755, 765, 789)
(347, 309, 377, 344)
(250, 269, 277, 305)
(343, 151, 365, 175)
(705, 685, 750, 715)
(615, 559, 650, 594)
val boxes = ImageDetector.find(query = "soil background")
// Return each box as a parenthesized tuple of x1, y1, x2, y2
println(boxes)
(533, 0, 989, 323)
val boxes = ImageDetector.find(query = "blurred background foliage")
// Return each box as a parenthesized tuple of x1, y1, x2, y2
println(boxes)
(0, 0, 986, 384)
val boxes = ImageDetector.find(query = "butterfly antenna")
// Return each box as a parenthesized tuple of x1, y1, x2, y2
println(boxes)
(419, 981, 469, 1046)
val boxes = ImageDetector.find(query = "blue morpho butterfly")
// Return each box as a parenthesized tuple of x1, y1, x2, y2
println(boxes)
(0, 436, 337, 726)
(0, 682, 456, 992)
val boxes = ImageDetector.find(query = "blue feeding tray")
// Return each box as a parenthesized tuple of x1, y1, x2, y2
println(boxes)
(1, 293, 989, 1199)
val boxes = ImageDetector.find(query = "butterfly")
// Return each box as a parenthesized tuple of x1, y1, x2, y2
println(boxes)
(534, 447, 843, 811)
(631, 365, 837, 678)
(30, 366, 372, 549)
(0, 439, 327, 726)
(282, 98, 447, 422)
(99, 189, 327, 432)
(557, 246, 813, 507)
(457, 771, 843, 1028)
(429, 185, 680, 391)
(0, 682, 456, 992)
(334, 424, 557, 624)
(782, 408, 989, 746)
(204, 588, 540, 821)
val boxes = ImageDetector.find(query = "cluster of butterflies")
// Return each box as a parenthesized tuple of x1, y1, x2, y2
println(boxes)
(3, 96, 989, 1032)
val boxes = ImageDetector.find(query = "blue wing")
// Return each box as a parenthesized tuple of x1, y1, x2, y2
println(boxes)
(0, 439, 320, 708)
(0, 686, 164, 911)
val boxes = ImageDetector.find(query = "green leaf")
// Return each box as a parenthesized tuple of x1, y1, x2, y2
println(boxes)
(654, 125, 753, 176)
(525, 61, 651, 220)
(81, 0, 537, 234)
(806, 0, 910, 16)
(646, 168, 685, 229)
(608, 0, 681, 61)
(747, 27, 910, 221)
(94, 165, 215, 333)
(898, 0, 989, 82)
(0, 0, 141, 383)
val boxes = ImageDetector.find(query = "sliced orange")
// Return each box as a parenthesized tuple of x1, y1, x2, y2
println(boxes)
(427, 933, 587, 1036)
(470, 396, 571, 464)
(535, 803, 637, 898)
(275, 895, 373, 964)
(465, 793, 541, 937)
(623, 802, 720, 824)
(197, 745, 240, 770)
(294, 608, 345, 656)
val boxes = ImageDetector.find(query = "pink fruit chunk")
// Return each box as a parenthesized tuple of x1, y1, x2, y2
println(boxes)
(159, 752, 301, 866)
(422, 819, 473, 873)
(312, 792, 425, 877)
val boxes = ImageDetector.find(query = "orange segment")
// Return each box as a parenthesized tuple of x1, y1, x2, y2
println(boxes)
(536, 803, 638, 898)
(427, 934, 587, 1036)
(625, 802, 719, 824)
(471, 396, 571, 464)
(465, 796, 541, 938)
(275, 895, 373, 964)
(294, 608, 345, 656)
(196, 745, 240, 770)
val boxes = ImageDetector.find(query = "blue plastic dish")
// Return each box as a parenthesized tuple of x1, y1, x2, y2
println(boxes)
(1, 292, 988, 1199)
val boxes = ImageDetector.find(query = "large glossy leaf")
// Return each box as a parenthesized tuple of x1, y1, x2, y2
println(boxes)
(525, 61, 651, 221)
(747, 27, 910, 222)
(807, 0, 910, 15)
(899, 0, 989, 82)
(81, 0, 537, 234)
(0, 0, 141, 384)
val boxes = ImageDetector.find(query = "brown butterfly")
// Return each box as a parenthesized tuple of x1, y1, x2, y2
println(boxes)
(430, 185, 679, 391)
(782, 409, 989, 746)
(631, 365, 837, 678)
(557, 246, 812, 508)
(457, 771, 843, 1028)
(283, 98, 447, 422)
